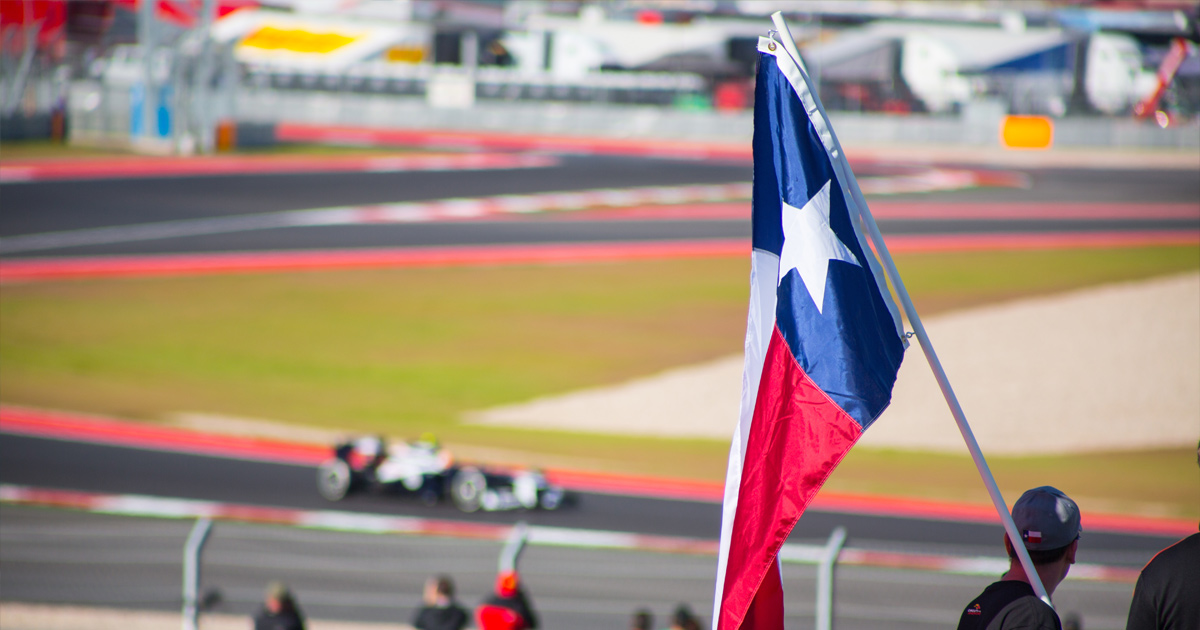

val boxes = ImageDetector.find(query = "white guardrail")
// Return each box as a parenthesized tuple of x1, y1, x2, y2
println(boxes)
(65, 78, 1200, 151)
(0, 483, 1137, 583)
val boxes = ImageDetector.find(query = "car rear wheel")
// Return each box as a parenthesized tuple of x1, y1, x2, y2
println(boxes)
(540, 487, 565, 510)
(317, 459, 353, 501)
(450, 467, 486, 512)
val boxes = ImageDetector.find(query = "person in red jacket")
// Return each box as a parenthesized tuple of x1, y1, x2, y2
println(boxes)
(475, 570, 538, 630)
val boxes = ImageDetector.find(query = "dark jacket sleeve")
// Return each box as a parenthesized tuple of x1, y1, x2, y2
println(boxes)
(512, 590, 538, 629)
(1125, 571, 1158, 630)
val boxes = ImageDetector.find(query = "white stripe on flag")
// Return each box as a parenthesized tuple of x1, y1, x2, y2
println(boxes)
(712, 248, 780, 628)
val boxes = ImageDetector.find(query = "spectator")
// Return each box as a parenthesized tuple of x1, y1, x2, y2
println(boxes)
(475, 570, 538, 630)
(1124, 443, 1200, 630)
(956, 486, 1082, 630)
(412, 575, 468, 630)
(253, 581, 306, 630)
(630, 608, 653, 630)
(668, 603, 701, 630)
(482, 39, 513, 67)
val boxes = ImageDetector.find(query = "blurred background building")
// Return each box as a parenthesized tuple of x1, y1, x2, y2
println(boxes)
(2, 0, 1197, 151)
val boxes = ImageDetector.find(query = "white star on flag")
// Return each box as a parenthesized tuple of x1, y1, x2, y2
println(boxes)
(777, 180, 860, 313)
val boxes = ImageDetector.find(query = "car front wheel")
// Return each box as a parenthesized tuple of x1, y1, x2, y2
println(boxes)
(317, 459, 353, 501)
(450, 467, 487, 512)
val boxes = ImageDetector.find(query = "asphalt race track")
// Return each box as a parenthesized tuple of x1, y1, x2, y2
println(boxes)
(0, 434, 1179, 563)
(2, 152, 1197, 629)
(1, 155, 1197, 258)
(0, 432, 1183, 630)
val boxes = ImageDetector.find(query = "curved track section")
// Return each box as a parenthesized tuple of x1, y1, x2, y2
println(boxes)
(2, 156, 1196, 261)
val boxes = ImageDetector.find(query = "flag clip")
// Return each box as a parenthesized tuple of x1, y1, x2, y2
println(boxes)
(765, 30, 779, 51)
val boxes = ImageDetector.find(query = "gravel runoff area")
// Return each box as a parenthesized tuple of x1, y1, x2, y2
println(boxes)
(468, 272, 1200, 456)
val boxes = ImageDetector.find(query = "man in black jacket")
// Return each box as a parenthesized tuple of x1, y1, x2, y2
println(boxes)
(412, 575, 468, 630)
(1125, 443, 1200, 630)
(253, 581, 306, 630)
(956, 486, 1082, 630)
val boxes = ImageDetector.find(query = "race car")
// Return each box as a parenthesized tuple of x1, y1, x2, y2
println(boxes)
(315, 435, 571, 513)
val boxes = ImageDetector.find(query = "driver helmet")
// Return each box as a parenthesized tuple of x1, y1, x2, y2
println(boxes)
(416, 432, 440, 450)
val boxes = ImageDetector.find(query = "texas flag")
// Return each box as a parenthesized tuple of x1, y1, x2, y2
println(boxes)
(712, 36, 907, 629)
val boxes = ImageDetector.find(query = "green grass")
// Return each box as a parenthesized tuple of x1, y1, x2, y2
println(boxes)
(1, 245, 1197, 517)
(0, 260, 750, 432)
(1, 140, 136, 159)
(830, 447, 1200, 520)
(889, 246, 1200, 313)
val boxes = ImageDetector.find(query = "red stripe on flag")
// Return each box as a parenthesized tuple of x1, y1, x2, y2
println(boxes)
(719, 327, 863, 630)
(741, 562, 785, 629)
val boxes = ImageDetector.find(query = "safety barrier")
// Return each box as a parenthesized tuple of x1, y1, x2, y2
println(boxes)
(0, 483, 1141, 585)
(65, 82, 1200, 152)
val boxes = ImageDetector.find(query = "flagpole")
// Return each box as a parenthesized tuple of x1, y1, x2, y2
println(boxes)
(769, 11, 1054, 606)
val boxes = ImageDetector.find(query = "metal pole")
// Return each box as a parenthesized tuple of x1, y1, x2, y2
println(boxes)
(3, 15, 42, 116)
(770, 10, 1053, 607)
(499, 521, 529, 573)
(462, 31, 478, 72)
(182, 517, 213, 630)
(138, 0, 156, 142)
(194, 0, 217, 153)
(815, 527, 846, 630)
(217, 40, 237, 125)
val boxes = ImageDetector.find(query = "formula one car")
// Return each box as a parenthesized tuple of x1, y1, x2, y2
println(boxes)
(315, 435, 570, 513)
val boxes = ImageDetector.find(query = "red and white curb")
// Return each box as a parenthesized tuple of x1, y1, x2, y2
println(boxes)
(870, 202, 1200, 221)
(0, 483, 716, 555)
(0, 483, 1139, 583)
(0, 153, 558, 183)
(3, 230, 1196, 284)
(0, 240, 750, 283)
(856, 168, 1028, 195)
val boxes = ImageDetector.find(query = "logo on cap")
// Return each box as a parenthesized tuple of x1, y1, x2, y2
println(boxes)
(1023, 530, 1043, 544)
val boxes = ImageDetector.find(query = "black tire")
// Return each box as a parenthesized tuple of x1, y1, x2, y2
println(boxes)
(419, 485, 440, 507)
(317, 459, 353, 501)
(450, 467, 487, 512)
(539, 487, 565, 510)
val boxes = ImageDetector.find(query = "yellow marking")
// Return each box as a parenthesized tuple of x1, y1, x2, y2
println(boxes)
(1001, 115, 1054, 150)
(241, 27, 358, 54)
(386, 45, 425, 64)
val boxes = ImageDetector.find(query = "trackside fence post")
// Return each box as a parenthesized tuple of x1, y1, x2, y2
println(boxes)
(182, 517, 213, 630)
(499, 520, 529, 572)
(816, 526, 847, 630)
